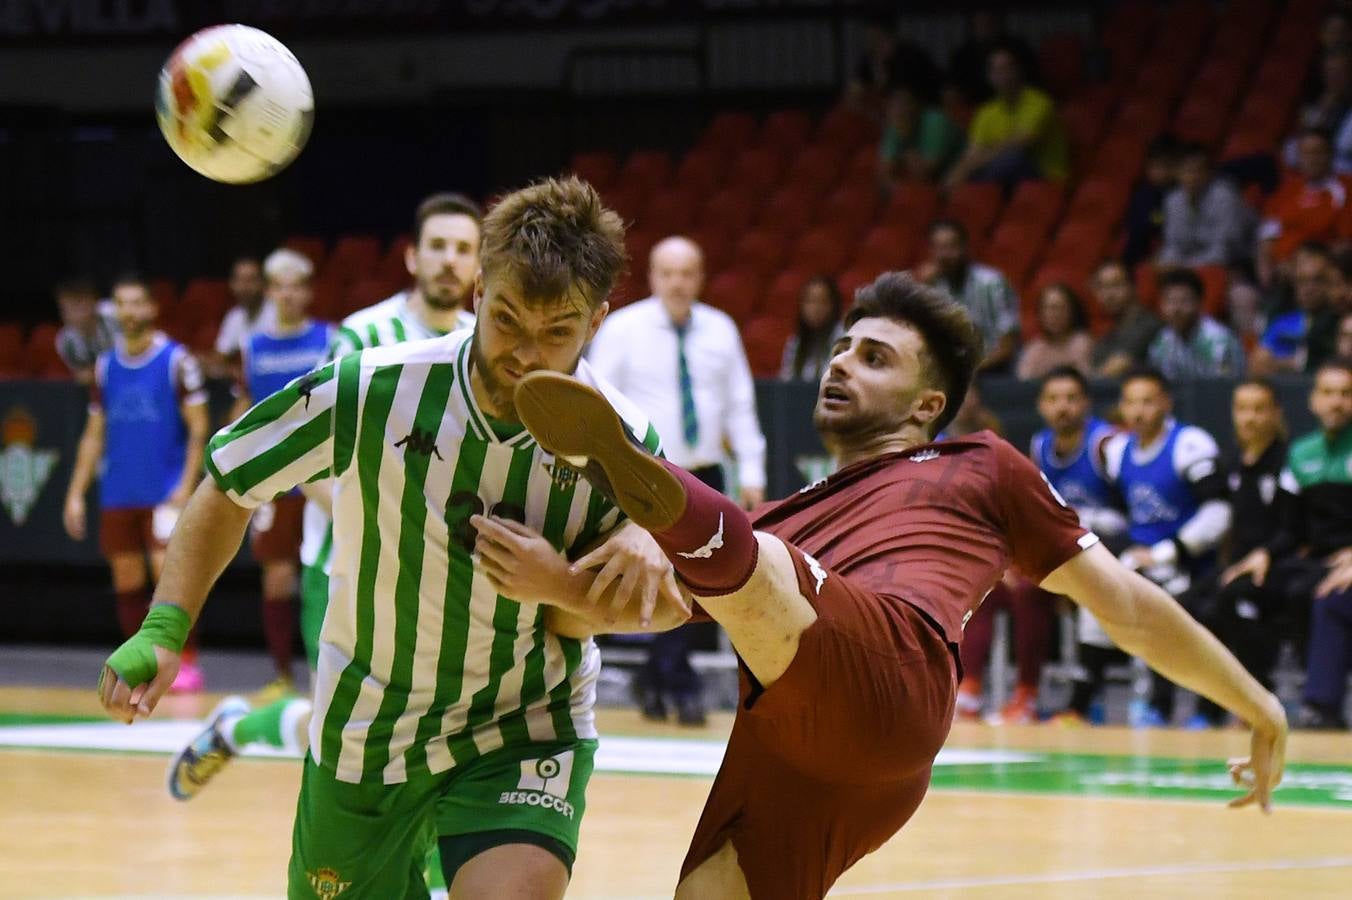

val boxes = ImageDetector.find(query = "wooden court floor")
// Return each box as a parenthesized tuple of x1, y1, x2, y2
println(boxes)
(2, 686, 1350, 899)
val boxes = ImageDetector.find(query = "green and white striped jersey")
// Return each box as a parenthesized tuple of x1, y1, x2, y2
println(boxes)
(208, 330, 661, 784)
(299, 292, 474, 570)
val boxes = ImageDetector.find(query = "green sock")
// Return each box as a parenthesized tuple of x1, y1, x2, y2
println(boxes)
(229, 697, 310, 751)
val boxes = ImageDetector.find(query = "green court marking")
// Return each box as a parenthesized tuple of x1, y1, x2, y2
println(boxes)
(930, 753, 1352, 809)
(0, 712, 99, 726)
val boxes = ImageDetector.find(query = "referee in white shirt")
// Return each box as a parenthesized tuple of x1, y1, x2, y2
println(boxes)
(588, 235, 768, 724)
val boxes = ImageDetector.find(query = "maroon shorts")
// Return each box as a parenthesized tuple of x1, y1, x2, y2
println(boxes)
(98, 507, 169, 557)
(249, 493, 305, 563)
(680, 544, 957, 898)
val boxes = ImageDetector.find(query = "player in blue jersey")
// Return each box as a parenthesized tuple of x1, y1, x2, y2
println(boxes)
(63, 274, 210, 692)
(1104, 367, 1232, 725)
(230, 248, 335, 694)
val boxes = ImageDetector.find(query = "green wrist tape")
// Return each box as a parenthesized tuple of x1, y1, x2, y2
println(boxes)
(104, 605, 191, 688)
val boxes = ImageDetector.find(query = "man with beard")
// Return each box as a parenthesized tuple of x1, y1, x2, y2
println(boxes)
(923, 218, 1020, 372)
(504, 272, 1287, 898)
(63, 275, 210, 693)
(99, 178, 686, 899)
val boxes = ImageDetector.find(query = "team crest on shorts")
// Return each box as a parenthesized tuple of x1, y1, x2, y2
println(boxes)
(306, 866, 352, 900)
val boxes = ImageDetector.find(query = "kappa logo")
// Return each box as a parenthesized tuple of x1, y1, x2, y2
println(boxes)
(543, 460, 581, 491)
(293, 370, 323, 410)
(395, 428, 443, 460)
(801, 551, 828, 594)
(499, 752, 578, 819)
(909, 448, 940, 463)
(306, 867, 352, 900)
(677, 513, 724, 559)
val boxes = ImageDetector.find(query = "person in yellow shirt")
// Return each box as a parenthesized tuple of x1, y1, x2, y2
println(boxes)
(945, 47, 1069, 189)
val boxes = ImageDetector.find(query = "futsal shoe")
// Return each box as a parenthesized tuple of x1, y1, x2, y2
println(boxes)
(166, 694, 250, 801)
(953, 680, 983, 723)
(676, 692, 708, 727)
(514, 372, 685, 531)
(254, 674, 297, 706)
(997, 685, 1039, 725)
(169, 660, 205, 694)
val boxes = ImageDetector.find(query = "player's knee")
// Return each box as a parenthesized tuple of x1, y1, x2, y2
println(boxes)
(447, 844, 567, 900)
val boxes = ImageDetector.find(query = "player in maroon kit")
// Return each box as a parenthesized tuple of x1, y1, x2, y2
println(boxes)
(486, 272, 1287, 898)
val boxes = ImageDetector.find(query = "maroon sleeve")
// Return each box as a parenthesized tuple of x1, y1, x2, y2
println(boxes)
(994, 437, 1095, 581)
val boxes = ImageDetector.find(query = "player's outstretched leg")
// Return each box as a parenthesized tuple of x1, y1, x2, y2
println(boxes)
(515, 372, 815, 685)
(166, 694, 250, 800)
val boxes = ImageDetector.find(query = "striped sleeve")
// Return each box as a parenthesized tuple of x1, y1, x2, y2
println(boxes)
(327, 326, 364, 362)
(205, 360, 341, 508)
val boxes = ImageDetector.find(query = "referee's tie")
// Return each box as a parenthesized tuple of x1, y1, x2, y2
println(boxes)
(675, 321, 699, 445)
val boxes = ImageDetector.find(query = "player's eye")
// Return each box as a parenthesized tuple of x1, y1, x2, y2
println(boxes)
(548, 327, 573, 340)
(496, 313, 517, 330)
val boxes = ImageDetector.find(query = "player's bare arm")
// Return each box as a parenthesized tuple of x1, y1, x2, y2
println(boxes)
(471, 515, 689, 636)
(62, 407, 104, 541)
(97, 479, 253, 723)
(1042, 541, 1288, 811)
(170, 399, 210, 507)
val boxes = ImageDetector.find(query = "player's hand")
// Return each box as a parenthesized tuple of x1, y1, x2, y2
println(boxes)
(1227, 695, 1287, 814)
(471, 515, 571, 607)
(570, 521, 688, 629)
(738, 486, 765, 511)
(1315, 560, 1352, 599)
(98, 642, 180, 724)
(1221, 548, 1271, 588)
(63, 494, 86, 541)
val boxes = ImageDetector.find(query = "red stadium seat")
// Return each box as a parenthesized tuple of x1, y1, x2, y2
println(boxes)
(569, 151, 619, 191)
(757, 110, 814, 153)
(673, 149, 726, 196)
(998, 180, 1065, 234)
(983, 233, 1043, 295)
(149, 278, 179, 311)
(1066, 177, 1131, 229)
(753, 188, 818, 241)
(705, 266, 766, 322)
(791, 227, 852, 276)
(642, 188, 701, 234)
(730, 146, 788, 197)
(1135, 262, 1229, 316)
(784, 145, 848, 201)
(815, 104, 880, 151)
(378, 235, 413, 286)
(1045, 220, 1113, 274)
(816, 185, 881, 236)
(836, 266, 884, 308)
(697, 112, 759, 158)
(940, 182, 1003, 245)
(1039, 33, 1086, 98)
(1111, 97, 1171, 142)
(282, 235, 328, 271)
(24, 323, 63, 378)
(616, 150, 673, 197)
(853, 223, 924, 273)
(697, 186, 762, 239)
(0, 323, 25, 376)
(1026, 263, 1093, 305)
(1089, 135, 1148, 182)
(179, 277, 232, 334)
(741, 315, 795, 378)
(845, 145, 879, 183)
(325, 235, 383, 286)
(733, 230, 789, 280)
(762, 269, 815, 318)
(687, 223, 735, 274)
(879, 181, 942, 230)
(344, 278, 404, 320)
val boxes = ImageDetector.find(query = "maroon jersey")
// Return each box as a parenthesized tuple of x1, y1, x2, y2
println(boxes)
(751, 430, 1095, 643)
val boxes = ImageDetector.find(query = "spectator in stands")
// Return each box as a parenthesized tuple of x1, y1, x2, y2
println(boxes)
(1104, 368, 1230, 726)
(1020, 367, 1129, 726)
(944, 47, 1068, 189)
(54, 276, 116, 384)
(924, 219, 1020, 372)
(230, 249, 335, 695)
(209, 256, 272, 378)
(1148, 268, 1246, 379)
(779, 275, 844, 382)
(588, 235, 767, 726)
(1016, 282, 1094, 381)
(61, 274, 209, 693)
(1258, 129, 1351, 284)
(1158, 143, 1255, 269)
(1124, 136, 1183, 269)
(1287, 48, 1352, 175)
(846, 16, 942, 109)
(877, 85, 964, 187)
(1252, 242, 1344, 375)
(1179, 378, 1296, 728)
(1091, 259, 1163, 378)
(1319, 8, 1352, 56)
(1285, 358, 1352, 730)
(1339, 312, 1352, 358)
(947, 11, 1040, 106)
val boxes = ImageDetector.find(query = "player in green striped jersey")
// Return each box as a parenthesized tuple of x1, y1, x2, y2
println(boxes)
(97, 177, 687, 899)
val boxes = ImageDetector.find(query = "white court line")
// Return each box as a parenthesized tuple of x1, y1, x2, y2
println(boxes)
(824, 855, 1352, 895)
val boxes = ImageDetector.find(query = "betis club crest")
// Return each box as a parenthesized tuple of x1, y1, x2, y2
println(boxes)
(305, 867, 352, 900)
(0, 408, 57, 526)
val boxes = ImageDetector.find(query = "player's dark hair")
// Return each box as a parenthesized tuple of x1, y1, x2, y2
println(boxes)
(1038, 282, 1090, 333)
(928, 218, 968, 246)
(1235, 376, 1279, 401)
(110, 272, 152, 298)
(1299, 125, 1334, 147)
(230, 255, 261, 272)
(1121, 364, 1172, 396)
(54, 275, 98, 298)
(846, 271, 984, 437)
(1156, 267, 1203, 300)
(792, 275, 844, 378)
(1296, 239, 1334, 264)
(415, 192, 484, 245)
(479, 176, 626, 312)
(1314, 356, 1352, 381)
(1040, 364, 1089, 396)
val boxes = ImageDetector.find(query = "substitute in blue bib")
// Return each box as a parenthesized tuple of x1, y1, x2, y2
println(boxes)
(232, 247, 336, 694)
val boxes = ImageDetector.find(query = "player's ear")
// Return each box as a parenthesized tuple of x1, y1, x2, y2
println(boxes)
(472, 273, 484, 315)
(586, 299, 610, 340)
(405, 241, 417, 278)
(911, 388, 946, 429)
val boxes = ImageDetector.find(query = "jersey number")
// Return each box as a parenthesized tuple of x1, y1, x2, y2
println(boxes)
(446, 491, 525, 553)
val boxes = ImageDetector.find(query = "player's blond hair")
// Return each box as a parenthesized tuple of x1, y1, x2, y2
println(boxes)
(263, 247, 314, 283)
(480, 176, 626, 311)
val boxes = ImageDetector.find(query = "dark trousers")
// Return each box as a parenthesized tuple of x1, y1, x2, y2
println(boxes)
(1304, 584, 1352, 717)
(959, 578, 1055, 689)
(638, 464, 725, 701)
(1183, 573, 1282, 723)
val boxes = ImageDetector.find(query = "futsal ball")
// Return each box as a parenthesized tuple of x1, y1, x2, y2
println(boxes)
(155, 25, 314, 184)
